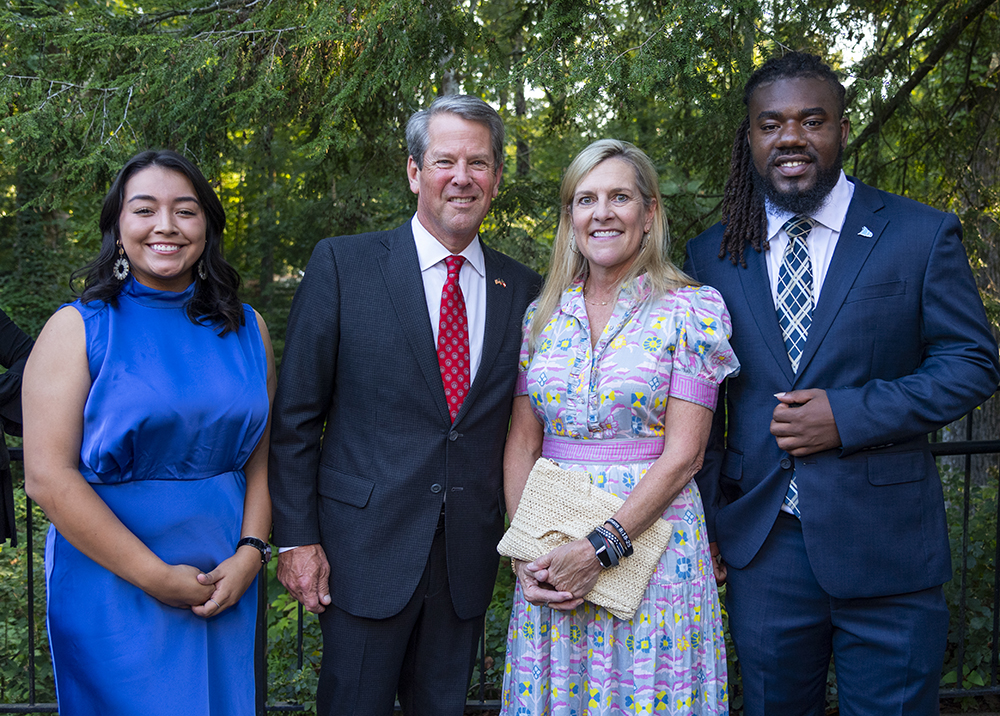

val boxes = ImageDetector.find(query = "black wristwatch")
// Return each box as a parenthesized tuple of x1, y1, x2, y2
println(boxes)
(237, 537, 272, 565)
(586, 530, 614, 568)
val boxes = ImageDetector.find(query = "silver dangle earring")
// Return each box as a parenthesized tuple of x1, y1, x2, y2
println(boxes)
(641, 231, 649, 249)
(197, 259, 208, 281)
(112, 242, 130, 281)
(569, 231, 579, 253)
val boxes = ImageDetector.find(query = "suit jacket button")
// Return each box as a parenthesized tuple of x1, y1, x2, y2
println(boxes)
(780, 457, 792, 470)
(448, 430, 459, 441)
(430, 483, 443, 494)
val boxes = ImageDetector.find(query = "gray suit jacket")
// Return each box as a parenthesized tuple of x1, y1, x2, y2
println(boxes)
(269, 223, 542, 619)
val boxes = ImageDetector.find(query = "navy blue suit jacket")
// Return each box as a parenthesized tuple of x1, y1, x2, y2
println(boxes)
(685, 178, 999, 599)
(269, 223, 542, 620)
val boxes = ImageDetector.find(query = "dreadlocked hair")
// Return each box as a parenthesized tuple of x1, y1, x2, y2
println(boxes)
(718, 52, 847, 266)
(719, 115, 767, 266)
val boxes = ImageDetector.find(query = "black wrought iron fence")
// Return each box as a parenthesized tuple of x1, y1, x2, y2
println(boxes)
(2, 401, 998, 715)
(1, 448, 53, 716)
(934, 407, 1000, 705)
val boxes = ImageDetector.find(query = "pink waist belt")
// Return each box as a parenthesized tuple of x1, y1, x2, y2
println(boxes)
(541, 434, 665, 463)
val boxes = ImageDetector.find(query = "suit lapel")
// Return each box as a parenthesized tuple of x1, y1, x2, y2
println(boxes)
(377, 225, 451, 424)
(739, 246, 796, 383)
(456, 245, 514, 423)
(795, 179, 886, 380)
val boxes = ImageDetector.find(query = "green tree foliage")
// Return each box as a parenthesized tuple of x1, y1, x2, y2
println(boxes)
(4, 0, 996, 311)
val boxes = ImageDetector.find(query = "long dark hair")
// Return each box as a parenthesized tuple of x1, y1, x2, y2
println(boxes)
(73, 150, 244, 334)
(719, 52, 847, 266)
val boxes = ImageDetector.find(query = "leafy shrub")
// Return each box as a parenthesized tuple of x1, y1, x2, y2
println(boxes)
(468, 557, 515, 702)
(265, 585, 322, 713)
(941, 459, 999, 693)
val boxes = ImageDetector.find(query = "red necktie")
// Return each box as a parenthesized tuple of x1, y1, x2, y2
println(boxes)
(438, 255, 470, 422)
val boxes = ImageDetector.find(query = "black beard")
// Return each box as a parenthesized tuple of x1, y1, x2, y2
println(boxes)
(752, 146, 843, 216)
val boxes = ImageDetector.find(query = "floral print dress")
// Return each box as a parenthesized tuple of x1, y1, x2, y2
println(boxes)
(501, 275, 739, 716)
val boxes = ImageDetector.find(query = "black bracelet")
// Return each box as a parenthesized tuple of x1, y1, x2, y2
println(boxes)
(236, 536, 272, 564)
(595, 524, 625, 559)
(591, 528, 620, 566)
(586, 530, 614, 568)
(605, 517, 634, 557)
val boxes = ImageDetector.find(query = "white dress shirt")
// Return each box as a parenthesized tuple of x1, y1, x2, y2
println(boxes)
(764, 171, 855, 307)
(411, 213, 487, 383)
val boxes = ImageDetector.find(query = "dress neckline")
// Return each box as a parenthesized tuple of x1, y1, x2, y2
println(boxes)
(120, 278, 196, 309)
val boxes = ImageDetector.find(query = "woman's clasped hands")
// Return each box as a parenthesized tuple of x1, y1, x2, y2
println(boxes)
(145, 547, 261, 618)
(192, 547, 262, 618)
(514, 537, 604, 611)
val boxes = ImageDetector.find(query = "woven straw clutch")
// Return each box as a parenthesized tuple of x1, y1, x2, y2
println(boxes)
(497, 457, 673, 620)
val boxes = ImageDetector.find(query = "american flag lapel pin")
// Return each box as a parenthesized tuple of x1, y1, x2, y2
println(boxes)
(495, 278, 507, 287)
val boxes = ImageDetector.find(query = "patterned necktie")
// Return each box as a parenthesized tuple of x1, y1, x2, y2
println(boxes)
(777, 215, 815, 373)
(776, 215, 814, 518)
(438, 255, 470, 423)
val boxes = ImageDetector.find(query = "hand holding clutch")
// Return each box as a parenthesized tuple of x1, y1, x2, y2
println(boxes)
(498, 458, 673, 620)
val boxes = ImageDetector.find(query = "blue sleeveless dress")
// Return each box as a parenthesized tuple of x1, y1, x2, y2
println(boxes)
(44, 278, 269, 716)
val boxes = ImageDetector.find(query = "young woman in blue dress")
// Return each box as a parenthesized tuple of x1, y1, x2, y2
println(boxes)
(23, 150, 275, 716)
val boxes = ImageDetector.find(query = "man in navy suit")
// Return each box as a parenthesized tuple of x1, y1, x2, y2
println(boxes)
(685, 53, 999, 715)
(269, 95, 541, 716)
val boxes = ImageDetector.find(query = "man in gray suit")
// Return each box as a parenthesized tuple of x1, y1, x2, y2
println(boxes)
(269, 95, 541, 716)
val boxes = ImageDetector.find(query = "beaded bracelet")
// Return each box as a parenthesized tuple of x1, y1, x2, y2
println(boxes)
(605, 517, 634, 557)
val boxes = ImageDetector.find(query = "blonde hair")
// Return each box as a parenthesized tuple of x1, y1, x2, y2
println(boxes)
(527, 139, 695, 353)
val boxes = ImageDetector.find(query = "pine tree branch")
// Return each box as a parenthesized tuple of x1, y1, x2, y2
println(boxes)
(846, 0, 998, 158)
(189, 25, 303, 42)
(2, 75, 119, 93)
(605, 20, 669, 68)
(135, 0, 265, 28)
(104, 86, 134, 145)
(844, 0, 952, 108)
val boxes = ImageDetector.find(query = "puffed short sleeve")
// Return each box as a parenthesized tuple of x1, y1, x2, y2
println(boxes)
(514, 301, 538, 396)
(667, 286, 740, 410)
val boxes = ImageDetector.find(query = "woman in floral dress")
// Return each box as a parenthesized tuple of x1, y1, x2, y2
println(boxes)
(501, 139, 739, 715)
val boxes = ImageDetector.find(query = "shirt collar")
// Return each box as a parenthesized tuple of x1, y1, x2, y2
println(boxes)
(765, 170, 854, 241)
(411, 213, 485, 277)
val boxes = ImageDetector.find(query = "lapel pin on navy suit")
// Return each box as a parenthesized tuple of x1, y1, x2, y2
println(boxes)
(494, 278, 507, 287)
(858, 226, 874, 238)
